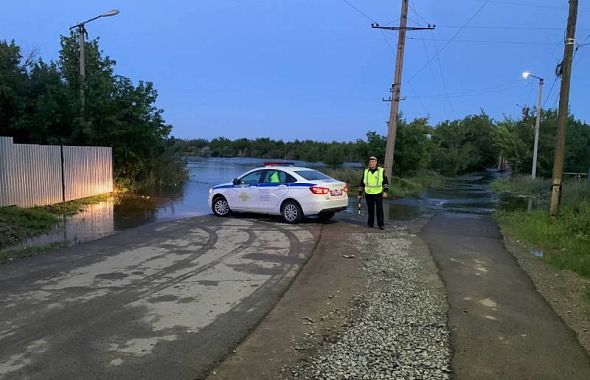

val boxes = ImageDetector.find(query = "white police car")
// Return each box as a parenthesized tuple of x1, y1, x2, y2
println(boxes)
(208, 162, 349, 223)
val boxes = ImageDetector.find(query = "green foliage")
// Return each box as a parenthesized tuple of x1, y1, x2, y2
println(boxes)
(492, 178, 590, 279)
(0, 206, 59, 249)
(493, 109, 590, 178)
(388, 170, 444, 198)
(430, 112, 497, 176)
(0, 36, 187, 190)
(394, 118, 431, 176)
(496, 205, 590, 278)
(490, 175, 550, 197)
(0, 242, 66, 264)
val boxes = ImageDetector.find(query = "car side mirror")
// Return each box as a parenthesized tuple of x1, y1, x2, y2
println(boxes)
(232, 178, 240, 185)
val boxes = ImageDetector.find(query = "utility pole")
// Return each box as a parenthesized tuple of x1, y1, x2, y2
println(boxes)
(69, 9, 120, 113)
(531, 77, 543, 179)
(77, 25, 86, 111)
(372, 0, 434, 181)
(549, 0, 578, 216)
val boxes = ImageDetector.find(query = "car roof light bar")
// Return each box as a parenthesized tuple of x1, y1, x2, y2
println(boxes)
(263, 161, 295, 166)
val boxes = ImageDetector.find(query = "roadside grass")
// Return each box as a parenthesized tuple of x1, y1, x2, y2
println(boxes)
(0, 193, 112, 251)
(490, 175, 550, 196)
(0, 242, 66, 264)
(492, 175, 590, 279)
(325, 168, 443, 197)
(0, 206, 60, 249)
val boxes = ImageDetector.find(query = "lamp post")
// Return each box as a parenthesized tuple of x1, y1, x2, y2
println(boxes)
(522, 71, 544, 179)
(69, 9, 119, 110)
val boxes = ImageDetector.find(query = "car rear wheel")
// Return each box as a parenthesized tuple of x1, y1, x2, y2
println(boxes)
(281, 200, 303, 224)
(318, 211, 335, 223)
(212, 196, 231, 217)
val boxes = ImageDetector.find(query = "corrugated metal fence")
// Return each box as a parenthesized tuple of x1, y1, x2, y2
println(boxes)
(0, 136, 112, 207)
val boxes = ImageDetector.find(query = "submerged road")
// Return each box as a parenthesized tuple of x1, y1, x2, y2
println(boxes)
(0, 216, 320, 379)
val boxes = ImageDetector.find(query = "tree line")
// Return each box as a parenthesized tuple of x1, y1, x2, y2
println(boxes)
(0, 36, 187, 191)
(176, 111, 590, 178)
(2, 35, 588, 185)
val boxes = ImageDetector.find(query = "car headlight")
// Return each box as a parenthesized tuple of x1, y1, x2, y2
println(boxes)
(208, 188, 212, 194)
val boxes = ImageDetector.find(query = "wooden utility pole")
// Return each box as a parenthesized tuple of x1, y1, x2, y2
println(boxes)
(549, 0, 579, 216)
(372, 0, 434, 181)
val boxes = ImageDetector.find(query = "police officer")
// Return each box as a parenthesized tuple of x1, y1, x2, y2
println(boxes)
(357, 156, 389, 230)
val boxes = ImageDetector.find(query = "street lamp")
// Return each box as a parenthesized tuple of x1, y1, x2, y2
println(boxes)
(69, 9, 120, 110)
(522, 71, 544, 179)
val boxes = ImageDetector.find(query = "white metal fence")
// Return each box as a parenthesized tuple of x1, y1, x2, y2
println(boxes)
(0, 136, 112, 207)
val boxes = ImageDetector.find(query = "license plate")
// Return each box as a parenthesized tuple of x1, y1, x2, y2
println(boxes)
(330, 189, 342, 196)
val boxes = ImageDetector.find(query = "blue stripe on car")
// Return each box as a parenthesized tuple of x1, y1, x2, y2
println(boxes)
(213, 182, 316, 190)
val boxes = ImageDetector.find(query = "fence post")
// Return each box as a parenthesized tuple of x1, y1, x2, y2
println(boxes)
(60, 144, 66, 203)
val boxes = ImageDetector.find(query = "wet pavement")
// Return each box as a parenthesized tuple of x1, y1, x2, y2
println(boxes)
(0, 216, 320, 379)
(415, 175, 590, 379)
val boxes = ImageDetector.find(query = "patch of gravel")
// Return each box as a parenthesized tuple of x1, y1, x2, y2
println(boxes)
(284, 228, 452, 379)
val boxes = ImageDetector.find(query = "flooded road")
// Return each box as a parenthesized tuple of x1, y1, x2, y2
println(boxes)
(6, 158, 520, 251)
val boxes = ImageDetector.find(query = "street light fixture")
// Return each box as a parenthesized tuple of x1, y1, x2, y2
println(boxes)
(69, 9, 120, 110)
(522, 71, 544, 179)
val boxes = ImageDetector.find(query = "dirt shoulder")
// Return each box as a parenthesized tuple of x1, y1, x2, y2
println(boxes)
(502, 232, 590, 354)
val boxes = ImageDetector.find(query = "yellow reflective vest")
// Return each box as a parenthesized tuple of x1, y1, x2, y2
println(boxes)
(363, 167, 384, 194)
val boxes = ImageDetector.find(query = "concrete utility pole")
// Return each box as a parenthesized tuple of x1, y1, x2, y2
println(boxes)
(372, 0, 434, 181)
(523, 71, 544, 178)
(549, 0, 578, 216)
(69, 9, 120, 112)
(78, 26, 86, 110)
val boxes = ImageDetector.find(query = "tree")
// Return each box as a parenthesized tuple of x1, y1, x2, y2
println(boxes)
(394, 117, 432, 176)
(0, 35, 187, 190)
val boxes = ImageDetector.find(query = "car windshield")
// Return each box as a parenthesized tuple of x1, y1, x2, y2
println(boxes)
(294, 170, 332, 181)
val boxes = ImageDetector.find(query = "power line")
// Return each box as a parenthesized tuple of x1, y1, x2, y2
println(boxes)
(406, 81, 523, 99)
(406, 0, 492, 85)
(434, 25, 581, 31)
(471, 0, 590, 13)
(543, 77, 559, 108)
(408, 37, 559, 45)
(338, 0, 379, 24)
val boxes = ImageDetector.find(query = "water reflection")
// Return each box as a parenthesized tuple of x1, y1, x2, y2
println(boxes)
(6, 200, 116, 251)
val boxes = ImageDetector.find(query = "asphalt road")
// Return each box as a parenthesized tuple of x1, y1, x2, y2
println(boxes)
(0, 216, 321, 379)
(421, 212, 590, 379)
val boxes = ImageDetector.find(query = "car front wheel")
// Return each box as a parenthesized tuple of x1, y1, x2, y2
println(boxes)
(281, 200, 303, 224)
(212, 196, 231, 217)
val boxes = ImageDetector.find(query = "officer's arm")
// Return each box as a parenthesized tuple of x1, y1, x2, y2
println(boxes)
(383, 175, 390, 193)
(358, 174, 365, 197)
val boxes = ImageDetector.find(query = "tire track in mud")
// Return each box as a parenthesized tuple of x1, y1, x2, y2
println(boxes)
(0, 218, 320, 378)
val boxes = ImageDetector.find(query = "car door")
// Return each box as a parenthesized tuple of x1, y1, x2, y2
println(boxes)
(258, 170, 295, 213)
(227, 170, 262, 211)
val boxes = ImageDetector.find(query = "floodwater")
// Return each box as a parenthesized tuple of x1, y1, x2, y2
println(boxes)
(379, 171, 521, 221)
(5, 158, 524, 251)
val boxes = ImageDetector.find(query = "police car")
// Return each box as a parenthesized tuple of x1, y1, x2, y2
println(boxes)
(208, 162, 349, 223)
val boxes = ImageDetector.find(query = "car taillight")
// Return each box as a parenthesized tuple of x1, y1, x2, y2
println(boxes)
(309, 186, 330, 195)
(343, 184, 349, 193)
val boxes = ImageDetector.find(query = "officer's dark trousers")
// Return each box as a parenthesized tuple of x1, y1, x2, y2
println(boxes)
(365, 193, 384, 228)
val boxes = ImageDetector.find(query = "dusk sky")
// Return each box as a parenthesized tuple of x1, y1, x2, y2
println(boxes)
(1, 1, 589, 141)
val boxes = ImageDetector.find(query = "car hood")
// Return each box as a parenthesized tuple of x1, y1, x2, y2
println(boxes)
(211, 182, 234, 190)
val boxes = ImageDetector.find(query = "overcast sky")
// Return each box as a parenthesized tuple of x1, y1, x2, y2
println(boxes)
(1, 0, 589, 141)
